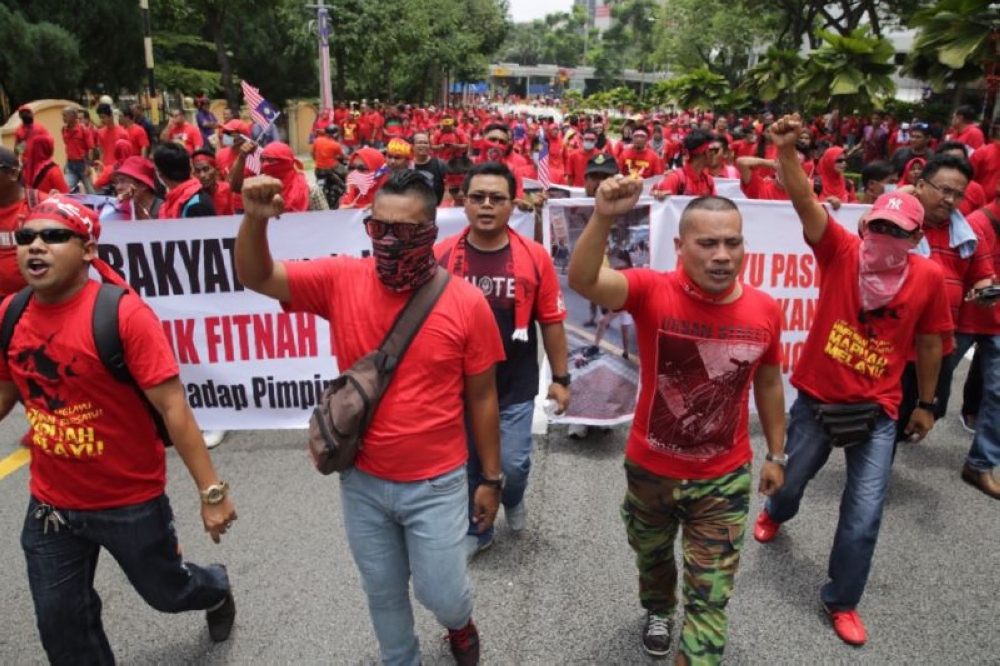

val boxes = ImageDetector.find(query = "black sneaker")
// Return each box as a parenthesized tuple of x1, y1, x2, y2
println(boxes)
(447, 619, 480, 665)
(642, 611, 672, 657)
(206, 591, 236, 642)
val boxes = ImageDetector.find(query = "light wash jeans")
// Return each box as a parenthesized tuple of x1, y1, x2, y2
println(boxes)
(339, 464, 473, 666)
(466, 399, 535, 541)
(765, 392, 897, 610)
(953, 333, 1000, 471)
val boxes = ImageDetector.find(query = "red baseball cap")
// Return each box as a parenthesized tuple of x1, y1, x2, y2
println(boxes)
(868, 191, 924, 231)
(116, 156, 158, 190)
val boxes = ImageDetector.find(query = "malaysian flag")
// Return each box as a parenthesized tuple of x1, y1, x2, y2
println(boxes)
(346, 168, 376, 196)
(245, 145, 262, 175)
(241, 80, 281, 129)
(535, 131, 551, 189)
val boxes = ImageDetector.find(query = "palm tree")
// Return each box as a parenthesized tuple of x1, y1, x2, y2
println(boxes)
(796, 27, 897, 115)
(650, 68, 729, 110)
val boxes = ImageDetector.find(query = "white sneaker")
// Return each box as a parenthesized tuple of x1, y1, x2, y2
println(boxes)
(567, 423, 589, 439)
(505, 502, 527, 532)
(203, 430, 228, 450)
(464, 534, 494, 563)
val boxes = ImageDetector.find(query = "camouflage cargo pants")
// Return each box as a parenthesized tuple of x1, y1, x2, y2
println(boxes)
(621, 459, 751, 666)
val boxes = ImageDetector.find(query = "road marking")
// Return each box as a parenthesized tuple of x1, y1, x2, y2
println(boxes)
(564, 322, 640, 361)
(0, 448, 30, 480)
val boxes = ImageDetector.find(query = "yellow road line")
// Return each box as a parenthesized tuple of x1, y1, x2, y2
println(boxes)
(0, 448, 30, 480)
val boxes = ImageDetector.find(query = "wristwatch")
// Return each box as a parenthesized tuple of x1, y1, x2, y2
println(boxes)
(916, 399, 938, 412)
(552, 373, 571, 387)
(765, 453, 788, 468)
(200, 481, 230, 505)
(480, 475, 504, 490)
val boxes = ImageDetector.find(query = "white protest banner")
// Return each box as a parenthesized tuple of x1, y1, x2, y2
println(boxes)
(98, 208, 535, 430)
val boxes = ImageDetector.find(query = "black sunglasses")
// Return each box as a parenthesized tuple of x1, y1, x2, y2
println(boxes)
(868, 220, 916, 239)
(15, 228, 87, 246)
(349, 164, 369, 172)
(364, 217, 435, 241)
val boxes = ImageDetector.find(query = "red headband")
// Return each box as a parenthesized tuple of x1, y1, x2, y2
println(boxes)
(688, 143, 711, 156)
(192, 154, 218, 169)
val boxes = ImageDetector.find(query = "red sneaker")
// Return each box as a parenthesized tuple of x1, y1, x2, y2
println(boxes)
(753, 509, 781, 543)
(447, 619, 480, 666)
(825, 606, 867, 646)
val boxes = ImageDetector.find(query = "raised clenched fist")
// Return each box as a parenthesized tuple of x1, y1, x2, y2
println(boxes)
(241, 175, 285, 220)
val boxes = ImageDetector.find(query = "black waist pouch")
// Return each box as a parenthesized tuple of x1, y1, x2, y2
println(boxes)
(812, 403, 882, 448)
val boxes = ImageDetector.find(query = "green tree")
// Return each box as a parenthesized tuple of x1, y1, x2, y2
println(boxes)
(741, 46, 806, 110)
(903, 0, 998, 116)
(649, 68, 729, 110)
(0, 6, 83, 110)
(797, 27, 898, 115)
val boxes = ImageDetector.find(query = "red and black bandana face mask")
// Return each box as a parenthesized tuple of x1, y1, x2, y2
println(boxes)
(371, 222, 439, 292)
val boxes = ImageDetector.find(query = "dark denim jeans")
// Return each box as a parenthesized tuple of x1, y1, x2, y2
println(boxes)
(21, 494, 230, 666)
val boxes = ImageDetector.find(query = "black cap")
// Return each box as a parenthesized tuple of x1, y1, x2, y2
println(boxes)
(585, 152, 619, 177)
(0, 147, 19, 170)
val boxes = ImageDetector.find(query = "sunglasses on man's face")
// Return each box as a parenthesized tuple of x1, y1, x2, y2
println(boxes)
(868, 220, 916, 239)
(15, 228, 87, 246)
(363, 217, 435, 241)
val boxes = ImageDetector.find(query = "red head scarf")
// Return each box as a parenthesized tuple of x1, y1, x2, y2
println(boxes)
(260, 142, 309, 212)
(23, 196, 130, 289)
(816, 146, 850, 200)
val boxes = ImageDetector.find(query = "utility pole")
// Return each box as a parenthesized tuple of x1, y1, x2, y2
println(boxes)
(139, 0, 159, 123)
(306, 0, 334, 111)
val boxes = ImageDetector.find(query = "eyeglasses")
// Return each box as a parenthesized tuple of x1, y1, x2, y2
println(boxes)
(14, 228, 87, 246)
(363, 217, 435, 241)
(466, 192, 510, 206)
(868, 220, 917, 239)
(922, 180, 965, 202)
(349, 164, 369, 172)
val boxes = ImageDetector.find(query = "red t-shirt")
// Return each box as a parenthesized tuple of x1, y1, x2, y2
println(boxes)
(791, 220, 953, 418)
(949, 125, 985, 151)
(0, 281, 178, 509)
(922, 221, 994, 323)
(165, 122, 204, 154)
(126, 124, 150, 156)
(957, 206, 1000, 334)
(622, 269, 782, 479)
(33, 165, 69, 194)
(564, 148, 600, 187)
(618, 147, 664, 179)
(97, 126, 130, 162)
(281, 256, 505, 481)
(653, 164, 717, 196)
(0, 198, 30, 296)
(432, 129, 469, 162)
(209, 181, 236, 216)
(740, 172, 790, 201)
(970, 143, 1000, 200)
(62, 124, 93, 161)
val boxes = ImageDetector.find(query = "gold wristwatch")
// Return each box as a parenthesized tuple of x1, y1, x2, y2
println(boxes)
(200, 481, 230, 505)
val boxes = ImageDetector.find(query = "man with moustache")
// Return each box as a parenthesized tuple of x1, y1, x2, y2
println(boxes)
(235, 170, 504, 666)
(754, 114, 952, 647)
(568, 176, 786, 663)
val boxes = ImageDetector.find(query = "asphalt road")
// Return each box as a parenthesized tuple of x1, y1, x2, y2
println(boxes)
(0, 362, 997, 665)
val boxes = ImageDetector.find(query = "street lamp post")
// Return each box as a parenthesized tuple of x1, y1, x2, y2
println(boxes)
(306, 0, 334, 111)
(138, 0, 159, 123)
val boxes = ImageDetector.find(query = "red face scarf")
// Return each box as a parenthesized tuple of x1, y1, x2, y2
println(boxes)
(260, 142, 310, 212)
(160, 178, 204, 220)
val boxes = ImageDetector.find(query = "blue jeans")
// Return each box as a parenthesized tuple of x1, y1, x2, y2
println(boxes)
(21, 494, 230, 666)
(339, 464, 473, 666)
(466, 399, 535, 540)
(953, 333, 1000, 471)
(64, 159, 94, 194)
(764, 393, 896, 610)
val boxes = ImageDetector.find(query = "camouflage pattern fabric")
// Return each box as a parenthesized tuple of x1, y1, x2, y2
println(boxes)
(621, 459, 751, 665)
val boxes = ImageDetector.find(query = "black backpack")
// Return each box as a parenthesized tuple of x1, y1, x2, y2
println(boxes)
(0, 284, 174, 447)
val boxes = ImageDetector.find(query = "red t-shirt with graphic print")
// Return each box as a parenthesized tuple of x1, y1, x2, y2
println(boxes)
(791, 219, 953, 419)
(0, 280, 178, 509)
(622, 269, 782, 480)
(282, 256, 505, 481)
(618, 147, 665, 179)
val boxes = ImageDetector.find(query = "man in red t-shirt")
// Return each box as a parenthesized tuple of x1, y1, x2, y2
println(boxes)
(192, 149, 236, 215)
(564, 128, 602, 187)
(946, 105, 985, 151)
(618, 128, 664, 179)
(652, 129, 717, 199)
(756, 115, 952, 648)
(160, 108, 203, 155)
(568, 178, 786, 662)
(61, 107, 95, 194)
(0, 196, 238, 664)
(236, 170, 504, 665)
(95, 104, 130, 164)
(435, 161, 569, 559)
(121, 110, 151, 158)
(432, 117, 470, 163)
(0, 147, 33, 296)
(969, 120, 1000, 198)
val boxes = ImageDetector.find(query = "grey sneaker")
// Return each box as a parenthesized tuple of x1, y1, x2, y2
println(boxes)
(464, 534, 494, 563)
(642, 611, 673, 657)
(505, 502, 527, 532)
